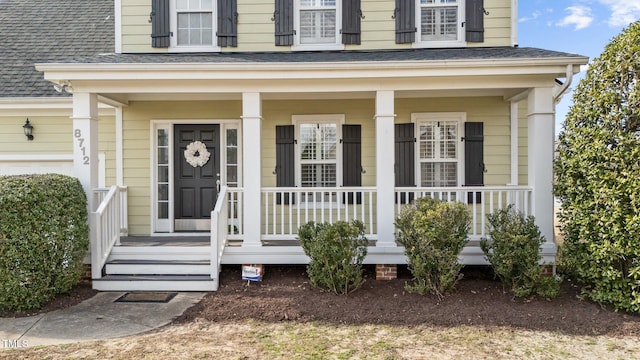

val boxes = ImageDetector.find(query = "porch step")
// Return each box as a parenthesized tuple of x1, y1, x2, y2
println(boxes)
(92, 274, 216, 291)
(105, 259, 210, 276)
(108, 246, 211, 261)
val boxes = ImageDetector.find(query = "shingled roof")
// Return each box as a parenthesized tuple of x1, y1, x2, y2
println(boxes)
(61, 47, 586, 65)
(0, 0, 114, 97)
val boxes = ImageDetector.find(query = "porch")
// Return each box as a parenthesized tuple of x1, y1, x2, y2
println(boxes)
(90, 184, 541, 291)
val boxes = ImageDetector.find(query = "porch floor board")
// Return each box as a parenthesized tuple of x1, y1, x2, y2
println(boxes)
(119, 236, 209, 247)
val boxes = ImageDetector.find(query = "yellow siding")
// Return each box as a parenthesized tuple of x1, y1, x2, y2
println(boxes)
(518, 100, 529, 185)
(0, 115, 73, 153)
(121, 0, 513, 52)
(0, 113, 117, 187)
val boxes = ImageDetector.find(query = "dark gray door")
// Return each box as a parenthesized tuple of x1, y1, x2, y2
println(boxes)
(174, 124, 220, 231)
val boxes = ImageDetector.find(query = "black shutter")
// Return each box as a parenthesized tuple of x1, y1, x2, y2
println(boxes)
(218, 0, 238, 47)
(274, 0, 294, 46)
(464, 122, 484, 203)
(395, 123, 415, 203)
(465, 0, 484, 42)
(342, 0, 361, 45)
(151, 0, 171, 48)
(395, 0, 416, 44)
(276, 125, 295, 204)
(342, 125, 362, 204)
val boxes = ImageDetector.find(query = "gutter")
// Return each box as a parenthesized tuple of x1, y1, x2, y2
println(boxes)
(553, 64, 574, 102)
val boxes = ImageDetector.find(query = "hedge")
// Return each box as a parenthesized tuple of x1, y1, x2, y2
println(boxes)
(0, 174, 89, 311)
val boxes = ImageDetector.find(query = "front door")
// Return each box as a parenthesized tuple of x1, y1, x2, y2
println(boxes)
(174, 124, 220, 231)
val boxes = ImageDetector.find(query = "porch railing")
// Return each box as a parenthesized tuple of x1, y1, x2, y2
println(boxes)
(211, 186, 230, 291)
(394, 186, 533, 238)
(95, 186, 128, 236)
(91, 185, 127, 279)
(261, 187, 377, 240)
(226, 187, 244, 240)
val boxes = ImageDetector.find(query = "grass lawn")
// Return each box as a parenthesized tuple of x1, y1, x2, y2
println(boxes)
(2, 320, 640, 359)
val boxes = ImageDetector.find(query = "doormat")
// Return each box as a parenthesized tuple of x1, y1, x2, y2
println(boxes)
(115, 292, 178, 303)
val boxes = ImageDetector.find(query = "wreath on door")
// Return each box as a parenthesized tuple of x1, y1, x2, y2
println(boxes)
(184, 141, 211, 167)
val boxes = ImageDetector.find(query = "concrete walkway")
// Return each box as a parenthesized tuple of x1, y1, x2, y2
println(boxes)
(0, 292, 205, 347)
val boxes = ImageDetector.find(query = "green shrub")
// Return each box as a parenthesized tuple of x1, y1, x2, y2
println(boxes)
(480, 206, 560, 298)
(395, 197, 470, 298)
(298, 220, 368, 295)
(554, 21, 640, 312)
(0, 174, 89, 311)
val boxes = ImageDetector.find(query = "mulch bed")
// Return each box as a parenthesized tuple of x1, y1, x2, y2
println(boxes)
(176, 265, 640, 337)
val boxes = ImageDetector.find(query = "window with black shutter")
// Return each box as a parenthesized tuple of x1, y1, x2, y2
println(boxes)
(151, 0, 171, 48)
(275, 125, 296, 204)
(395, 123, 415, 203)
(342, 0, 361, 45)
(274, 0, 295, 46)
(394, 0, 416, 44)
(217, 0, 238, 47)
(465, 0, 485, 42)
(342, 124, 362, 204)
(464, 122, 484, 203)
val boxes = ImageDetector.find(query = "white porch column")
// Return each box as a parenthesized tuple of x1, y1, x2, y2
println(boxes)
(527, 87, 555, 246)
(72, 92, 100, 212)
(510, 100, 519, 185)
(242, 92, 262, 247)
(375, 91, 396, 247)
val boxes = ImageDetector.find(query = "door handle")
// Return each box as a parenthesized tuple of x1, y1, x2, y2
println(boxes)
(216, 173, 221, 192)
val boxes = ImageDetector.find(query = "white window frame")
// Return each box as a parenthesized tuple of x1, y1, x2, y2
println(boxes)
(293, 0, 344, 51)
(412, 112, 465, 188)
(413, 0, 466, 48)
(150, 119, 241, 234)
(293, 114, 344, 205)
(169, 0, 220, 52)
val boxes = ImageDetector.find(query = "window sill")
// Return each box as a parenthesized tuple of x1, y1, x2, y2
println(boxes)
(169, 46, 222, 53)
(411, 41, 467, 49)
(291, 44, 345, 52)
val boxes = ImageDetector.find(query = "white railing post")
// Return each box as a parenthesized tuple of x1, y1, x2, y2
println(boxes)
(90, 212, 101, 279)
(210, 186, 229, 291)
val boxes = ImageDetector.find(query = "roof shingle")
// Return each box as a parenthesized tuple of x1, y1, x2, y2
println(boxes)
(0, 0, 114, 97)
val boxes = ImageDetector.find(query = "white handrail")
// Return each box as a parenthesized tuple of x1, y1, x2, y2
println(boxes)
(394, 186, 533, 238)
(210, 186, 229, 291)
(261, 187, 377, 239)
(91, 185, 127, 279)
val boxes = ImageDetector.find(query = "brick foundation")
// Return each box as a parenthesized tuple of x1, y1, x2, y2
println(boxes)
(540, 265, 556, 277)
(81, 264, 92, 281)
(376, 264, 397, 280)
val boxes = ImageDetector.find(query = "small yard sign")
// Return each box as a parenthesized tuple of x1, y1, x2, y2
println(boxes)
(242, 264, 264, 282)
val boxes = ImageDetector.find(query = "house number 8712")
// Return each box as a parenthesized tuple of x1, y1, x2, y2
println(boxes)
(74, 129, 90, 165)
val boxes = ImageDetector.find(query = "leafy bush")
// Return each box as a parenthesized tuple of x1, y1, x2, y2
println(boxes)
(0, 174, 89, 311)
(395, 197, 470, 298)
(298, 220, 368, 294)
(480, 206, 560, 298)
(554, 21, 640, 312)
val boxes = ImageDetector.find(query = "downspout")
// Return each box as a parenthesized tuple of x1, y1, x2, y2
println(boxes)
(511, 0, 518, 47)
(553, 64, 574, 102)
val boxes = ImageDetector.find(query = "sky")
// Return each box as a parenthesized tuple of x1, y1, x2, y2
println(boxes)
(517, 0, 640, 135)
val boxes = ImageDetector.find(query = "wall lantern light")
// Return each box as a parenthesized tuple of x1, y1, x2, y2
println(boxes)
(23, 118, 34, 141)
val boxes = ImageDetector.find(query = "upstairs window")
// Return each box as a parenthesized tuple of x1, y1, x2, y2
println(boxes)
(295, 0, 342, 48)
(152, 0, 237, 50)
(394, 0, 485, 46)
(298, 0, 338, 45)
(174, 0, 215, 48)
(419, 0, 460, 42)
